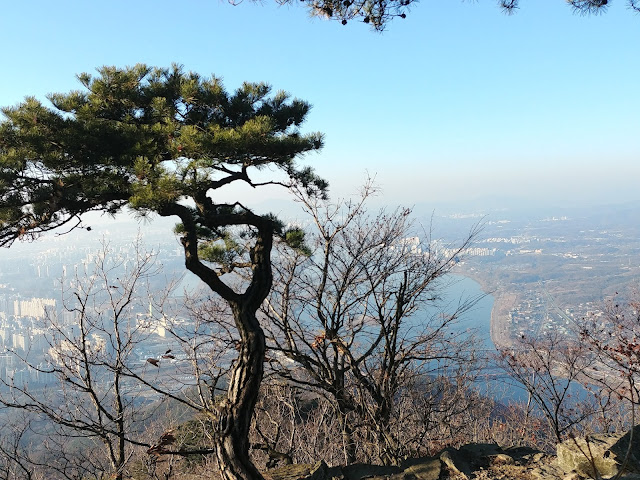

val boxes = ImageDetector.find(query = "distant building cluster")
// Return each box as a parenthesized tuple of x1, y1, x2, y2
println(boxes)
(13, 298, 56, 319)
(0, 316, 53, 386)
(0, 298, 179, 388)
(506, 294, 599, 340)
(393, 236, 423, 255)
(0, 227, 190, 390)
(0, 296, 58, 354)
(440, 247, 497, 258)
(393, 238, 497, 259)
(485, 237, 531, 244)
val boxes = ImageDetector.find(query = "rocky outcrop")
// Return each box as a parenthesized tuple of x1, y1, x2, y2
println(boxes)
(266, 461, 334, 480)
(265, 426, 640, 480)
(557, 426, 640, 479)
(266, 444, 553, 480)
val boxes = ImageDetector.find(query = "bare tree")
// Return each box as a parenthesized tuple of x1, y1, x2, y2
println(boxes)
(577, 289, 640, 472)
(497, 332, 600, 447)
(0, 240, 174, 480)
(579, 291, 640, 415)
(116, 291, 237, 455)
(263, 182, 483, 465)
(0, 411, 37, 480)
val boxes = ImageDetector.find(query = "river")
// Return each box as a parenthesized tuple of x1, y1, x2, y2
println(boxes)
(433, 274, 495, 350)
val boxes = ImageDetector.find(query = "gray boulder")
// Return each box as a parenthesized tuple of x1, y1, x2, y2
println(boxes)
(557, 426, 640, 478)
(267, 461, 331, 480)
(396, 457, 442, 480)
(439, 443, 505, 478)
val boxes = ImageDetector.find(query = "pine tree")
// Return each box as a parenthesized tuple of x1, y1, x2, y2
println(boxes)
(0, 64, 325, 480)
(281, 0, 631, 31)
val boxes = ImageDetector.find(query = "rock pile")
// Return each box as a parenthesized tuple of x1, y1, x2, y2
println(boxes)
(265, 426, 640, 480)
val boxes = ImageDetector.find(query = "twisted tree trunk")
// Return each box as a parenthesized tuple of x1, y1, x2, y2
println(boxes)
(166, 202, 274, 480)
(214, 307, 266, 480)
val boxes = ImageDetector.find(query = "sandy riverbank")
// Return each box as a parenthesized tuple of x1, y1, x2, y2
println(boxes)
(456, 270, 517, 350)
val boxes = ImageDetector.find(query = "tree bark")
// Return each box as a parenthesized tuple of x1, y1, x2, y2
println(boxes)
(336, 406, 357, 465)
(213, 306, 266, 480)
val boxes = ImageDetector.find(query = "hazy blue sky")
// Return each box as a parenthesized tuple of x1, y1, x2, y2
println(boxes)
(1, 1, 639, 209)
